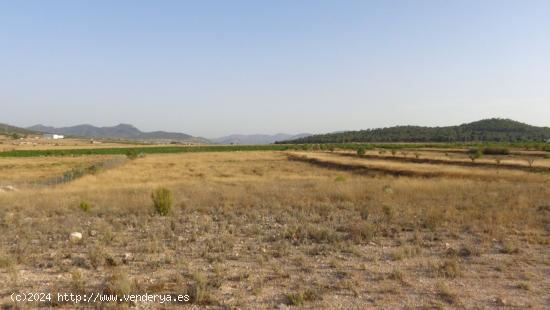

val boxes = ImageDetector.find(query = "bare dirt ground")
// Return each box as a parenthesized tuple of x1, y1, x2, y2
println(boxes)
(0, 151, 549, 309)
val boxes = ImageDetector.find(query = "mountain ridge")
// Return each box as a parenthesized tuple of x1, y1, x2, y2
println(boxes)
(279, 118, 550, 144)
(27, 124, 207, 143)
(0, 123, 39, 137)
(213, 133, 311, 145)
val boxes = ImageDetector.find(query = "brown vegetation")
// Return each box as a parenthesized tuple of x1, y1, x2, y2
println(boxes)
(0, 150, 548, 308)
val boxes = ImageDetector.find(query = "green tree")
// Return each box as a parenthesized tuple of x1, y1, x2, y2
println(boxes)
(468, 149, 483, 162)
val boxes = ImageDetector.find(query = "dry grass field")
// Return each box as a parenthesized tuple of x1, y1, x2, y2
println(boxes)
(0, 136, 176, 152)
(0, 149, 549, 309)
(0, 155, 124, 187)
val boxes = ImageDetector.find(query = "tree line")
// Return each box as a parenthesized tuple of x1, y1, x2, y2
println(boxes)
(279, 119, 550, 144)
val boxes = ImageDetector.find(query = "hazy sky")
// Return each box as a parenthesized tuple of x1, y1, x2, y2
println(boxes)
(1, 1, 549, 138)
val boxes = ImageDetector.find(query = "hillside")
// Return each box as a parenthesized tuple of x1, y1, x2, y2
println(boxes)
(213, 133, 311, 145)
(0, 123, 38, 137)
(27, 124, 207, 143)
(280, 119, 550, 144)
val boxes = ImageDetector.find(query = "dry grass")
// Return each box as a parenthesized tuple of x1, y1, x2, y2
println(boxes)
(0, 137, 179, 151)
(353, 148, 550, 169)
(0, 150, 549, 308)
(0, 155, 122, 186)
(290, 151, 550, 181)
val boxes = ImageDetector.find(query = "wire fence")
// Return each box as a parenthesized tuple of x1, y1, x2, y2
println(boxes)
(37, 156, 128, 187)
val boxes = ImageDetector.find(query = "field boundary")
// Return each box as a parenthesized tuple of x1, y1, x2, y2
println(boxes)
(0, 145, 291, 157)
(286, 153, 545, 181)
(334, 153, 550, 173)
(288, 153, 451, 179)
(39, 156, 128, 187)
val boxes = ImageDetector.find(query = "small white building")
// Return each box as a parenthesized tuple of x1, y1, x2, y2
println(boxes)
(43, 134, 64, 140)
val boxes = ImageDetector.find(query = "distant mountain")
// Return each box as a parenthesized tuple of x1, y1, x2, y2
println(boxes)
(213, 133, 311, 145)
(0, 123, 39, 137)
(28, 124, 207, 143)
(279, 119, 550, 144)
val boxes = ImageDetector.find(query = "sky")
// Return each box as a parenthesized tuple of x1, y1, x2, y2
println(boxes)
(1, 0, 549, 138)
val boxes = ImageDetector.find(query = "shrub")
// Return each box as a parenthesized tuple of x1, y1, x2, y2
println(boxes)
(286, 292, 305, 306)
(438, 259, 461, 278)
(383, 205, 394, 223)
(284, 225, 338, 244)
(189, 272, 210, 304)
(468, 149, 483, 162)
(424, 210, 442, 232)
(152, 187, 173, 216)
(89, 246, 106, 269)
(356, 148, 365, 156)
(306, 226, 338, 244)
(103, 271, 132, 295)
(315, 204, 331, 218)
(545, 154, 550, 159)
(389, 268, 404, 281)
(437, 282, 458, 304)
(348, 221, 376, 243)
(482, 147, 510, 155)
(390, 246, 421, 261)
(516, 282, 531, 290)
(126, 149, 139, 160)
(303, 287, 323, 301)
(500, 242, 520, 254)
(70, 270, 85, 292)
(334, 175, 346, 182)
(358, 205, 369, 220)
(79, 201, 91, 213)
(457, 244, 480, 257)
(0, 254, 14, 269)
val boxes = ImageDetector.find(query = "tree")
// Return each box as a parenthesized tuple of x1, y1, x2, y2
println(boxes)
(126, 149, 139, 160)
(468, 149, 483, 162)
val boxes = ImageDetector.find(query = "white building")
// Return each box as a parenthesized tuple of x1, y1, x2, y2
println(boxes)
(43, 134, 64, 140)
